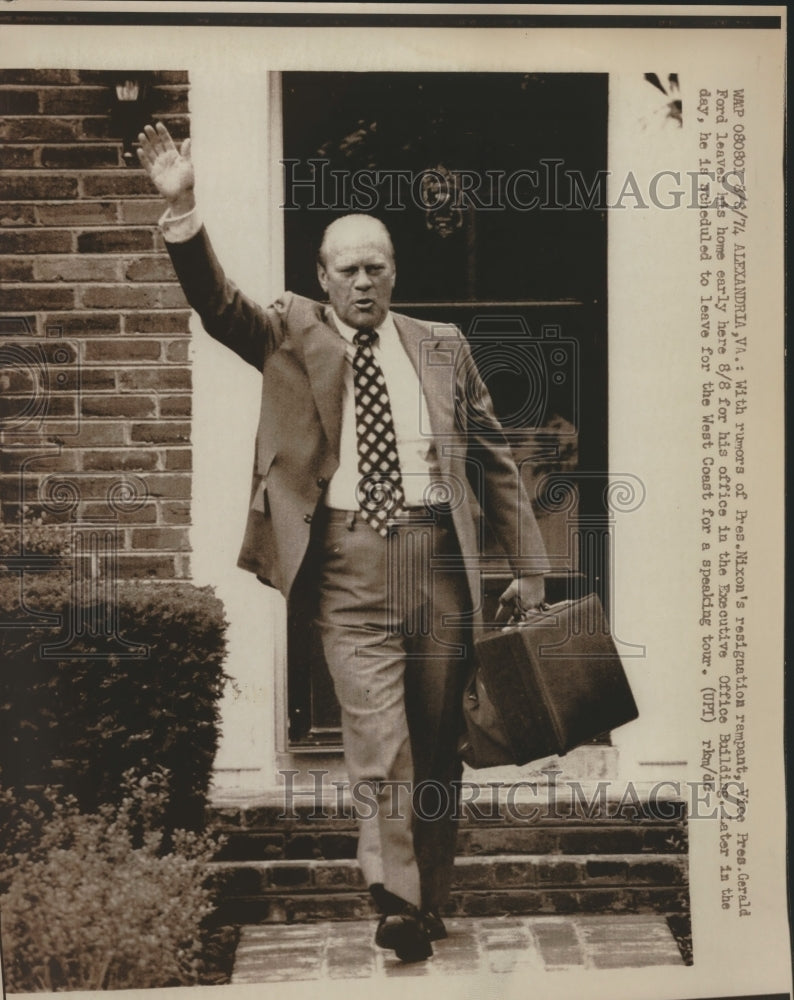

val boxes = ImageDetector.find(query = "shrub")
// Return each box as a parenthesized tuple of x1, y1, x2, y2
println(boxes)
(0, 567, 228, 832)
(0, 773, 222, 992)
(0, 507, 72, 559)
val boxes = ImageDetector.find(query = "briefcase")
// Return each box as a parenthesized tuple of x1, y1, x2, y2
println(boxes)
(459, 593, 639, 769)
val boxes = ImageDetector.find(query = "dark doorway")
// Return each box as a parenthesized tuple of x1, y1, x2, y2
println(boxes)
(281, 71, 608, 749)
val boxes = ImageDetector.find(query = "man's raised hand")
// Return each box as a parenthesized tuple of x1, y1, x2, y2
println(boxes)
(137, 122, 195, 214)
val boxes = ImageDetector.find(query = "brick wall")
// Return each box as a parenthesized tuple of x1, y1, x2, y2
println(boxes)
(0, 70, 192, 579)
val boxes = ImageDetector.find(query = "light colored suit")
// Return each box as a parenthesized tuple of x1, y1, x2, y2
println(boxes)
(167, 226, 550, 605)
(166, 226, 550, 909)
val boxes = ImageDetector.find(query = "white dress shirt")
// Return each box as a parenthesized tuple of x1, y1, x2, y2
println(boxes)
(324, 310, 438, 509)
(160, 206, 439, 509)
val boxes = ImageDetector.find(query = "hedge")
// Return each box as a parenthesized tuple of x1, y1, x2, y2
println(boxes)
(0, 568, 228, 831)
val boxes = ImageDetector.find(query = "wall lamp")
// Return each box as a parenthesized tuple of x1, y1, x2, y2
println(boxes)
(108, 72, 153, 166)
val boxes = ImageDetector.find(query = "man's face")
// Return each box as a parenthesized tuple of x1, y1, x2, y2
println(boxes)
(317, 227, 396, 330)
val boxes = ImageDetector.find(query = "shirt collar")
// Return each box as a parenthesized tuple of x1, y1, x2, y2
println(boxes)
(329, 308, 396, 346)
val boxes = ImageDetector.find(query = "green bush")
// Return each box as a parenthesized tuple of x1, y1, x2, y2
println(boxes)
(0, 567, 228, 831)
(0, 773, 222, 992)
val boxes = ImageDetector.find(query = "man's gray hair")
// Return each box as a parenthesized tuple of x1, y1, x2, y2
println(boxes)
(317, 214, 395, 267)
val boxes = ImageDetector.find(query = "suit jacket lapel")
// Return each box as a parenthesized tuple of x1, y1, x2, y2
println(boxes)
(302, 310, 347, 459)
(394, 314, 458, 474)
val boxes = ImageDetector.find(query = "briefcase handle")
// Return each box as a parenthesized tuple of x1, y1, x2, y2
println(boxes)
(495, 598, 552, 628)
(497, 595, 611, 632)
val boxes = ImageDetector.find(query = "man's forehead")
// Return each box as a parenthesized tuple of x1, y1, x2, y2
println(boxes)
(325, 239, 393, 264)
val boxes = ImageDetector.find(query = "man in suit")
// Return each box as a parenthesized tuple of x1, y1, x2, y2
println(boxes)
(138, 122, 550, 962)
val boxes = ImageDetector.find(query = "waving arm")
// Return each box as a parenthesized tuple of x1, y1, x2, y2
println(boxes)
(136, 123, 281, 371)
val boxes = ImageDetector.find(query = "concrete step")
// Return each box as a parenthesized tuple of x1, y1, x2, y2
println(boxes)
(210, 853, 689, 925)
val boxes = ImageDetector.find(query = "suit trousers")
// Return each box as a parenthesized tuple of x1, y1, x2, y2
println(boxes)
(313, 507, 472, 911)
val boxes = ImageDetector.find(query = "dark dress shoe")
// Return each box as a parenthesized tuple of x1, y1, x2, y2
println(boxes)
(422, 910, 447, 941)
(375, 903, 433, 963)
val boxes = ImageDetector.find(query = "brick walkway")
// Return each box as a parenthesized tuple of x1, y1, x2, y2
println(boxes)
(231, 914, 685, 983)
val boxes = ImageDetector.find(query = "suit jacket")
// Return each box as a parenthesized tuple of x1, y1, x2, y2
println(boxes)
(166, 227, 551, 615)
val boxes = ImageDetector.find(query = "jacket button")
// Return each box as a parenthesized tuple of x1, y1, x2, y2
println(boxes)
(303, 513, 312, 523)
(316, 477, 327, 489)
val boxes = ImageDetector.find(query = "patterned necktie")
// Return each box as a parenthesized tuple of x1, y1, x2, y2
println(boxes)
(352, 328, 405, 536)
